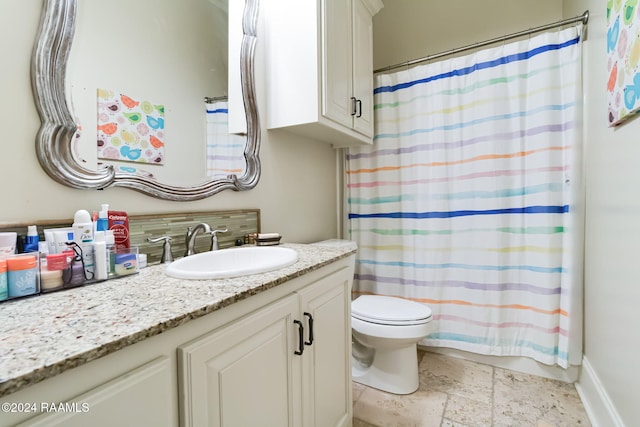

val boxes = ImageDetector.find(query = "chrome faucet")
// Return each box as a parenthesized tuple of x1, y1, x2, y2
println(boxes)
(210, 228, 229, 251)
(184, 223, 212, 256)
(147, 236, 174, 263)
(184, 224, 229, 256)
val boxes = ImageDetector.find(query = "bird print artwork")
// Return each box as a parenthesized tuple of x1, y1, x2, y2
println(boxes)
(607, 0, 640, 126)
(97, 88, 165, 164)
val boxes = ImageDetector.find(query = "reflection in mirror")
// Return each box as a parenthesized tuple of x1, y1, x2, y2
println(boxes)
(31, 0, 260, 201)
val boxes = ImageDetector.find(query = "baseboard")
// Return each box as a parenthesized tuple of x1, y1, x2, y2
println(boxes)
(575, 356, 625, 427)
(421, 346, 579, 382)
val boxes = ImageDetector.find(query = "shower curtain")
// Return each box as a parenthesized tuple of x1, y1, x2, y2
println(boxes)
(206, 100, 247, 178)
(346, 27, 584, 368)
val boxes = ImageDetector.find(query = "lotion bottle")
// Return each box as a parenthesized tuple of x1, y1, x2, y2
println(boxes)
(93, 231, 108, 281)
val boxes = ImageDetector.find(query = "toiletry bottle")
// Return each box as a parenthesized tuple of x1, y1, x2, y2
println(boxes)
(93, 231, 108, 281)
(52, 229, 74, 254)
(105, 230, 116, 277)
(72, 210, 95, 281)
(23, 225, 40, 253)
(73, 210, 94, 243)
(97, 204, 109, 232)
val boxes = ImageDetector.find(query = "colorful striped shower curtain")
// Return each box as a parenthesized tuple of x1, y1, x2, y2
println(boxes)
(346, 27, 584, 368)
(206, 101, 247, 178)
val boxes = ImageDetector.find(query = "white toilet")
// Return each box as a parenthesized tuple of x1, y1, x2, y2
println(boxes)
(310, 239, 432, 395)
(351, 295, 432, 394)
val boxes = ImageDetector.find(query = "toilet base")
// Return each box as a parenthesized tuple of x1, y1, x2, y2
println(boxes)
(351, 342, 420, 395)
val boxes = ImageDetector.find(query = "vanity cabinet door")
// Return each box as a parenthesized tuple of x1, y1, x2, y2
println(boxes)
(178, 294, 301, 427)
(297, 266, 353, 427)
(18, 357, 174, 427)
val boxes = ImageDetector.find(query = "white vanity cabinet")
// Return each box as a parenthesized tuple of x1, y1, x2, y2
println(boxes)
(297, 267, 352, 427)
(1, 253, 355, 427)
(178, 263, 353, 427)
(265, 0, 384, 147)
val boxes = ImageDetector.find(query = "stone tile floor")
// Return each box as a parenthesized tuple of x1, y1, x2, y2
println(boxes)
(352, 351, 591, 427)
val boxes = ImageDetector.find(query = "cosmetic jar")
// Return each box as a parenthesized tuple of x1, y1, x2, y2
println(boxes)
(40, 268, 63, 291)
(7, 255, 38, 298)
(114, 253, 137, 276)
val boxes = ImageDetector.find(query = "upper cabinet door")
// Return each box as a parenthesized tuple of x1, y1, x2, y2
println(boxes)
(322, 0, 354, 130)
(352, 0, 376, 138)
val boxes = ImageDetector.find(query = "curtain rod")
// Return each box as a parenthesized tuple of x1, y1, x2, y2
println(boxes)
(374, 10, 589, 74)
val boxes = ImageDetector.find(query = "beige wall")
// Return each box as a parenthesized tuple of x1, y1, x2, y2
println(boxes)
(375, 1, 638, 425)
(564, 0, 639, 425)
(0, 0, 338, 244)
(5, 1, 637, 424)
(373, 0, 562, 71)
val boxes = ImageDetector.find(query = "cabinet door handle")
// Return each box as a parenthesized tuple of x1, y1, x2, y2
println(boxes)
(294, 320, 304, 355)
(356, 99, 362, 118)
(351, 97, 357, 116)
(303, 312, 314, 346)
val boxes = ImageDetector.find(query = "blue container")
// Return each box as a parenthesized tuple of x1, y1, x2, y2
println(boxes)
(7, 255, 38, 298)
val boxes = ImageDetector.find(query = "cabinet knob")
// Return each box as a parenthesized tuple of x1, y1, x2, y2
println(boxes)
(351, 97, 357, 116)
(356, 99, 362, 118)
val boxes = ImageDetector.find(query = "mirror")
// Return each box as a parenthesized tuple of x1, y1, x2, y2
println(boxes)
(31, 0, 260, 201)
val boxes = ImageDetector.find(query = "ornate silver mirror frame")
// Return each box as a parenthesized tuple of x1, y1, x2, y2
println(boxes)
(31, 0, 260, 201)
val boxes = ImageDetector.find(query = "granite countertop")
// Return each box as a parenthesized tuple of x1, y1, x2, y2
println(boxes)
(0, 243, 355, 398)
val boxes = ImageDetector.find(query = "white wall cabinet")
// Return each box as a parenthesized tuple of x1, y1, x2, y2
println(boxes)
(3, 256, 355, 427)
(266, 0, 384, 147)
(178, 265, 353, 427)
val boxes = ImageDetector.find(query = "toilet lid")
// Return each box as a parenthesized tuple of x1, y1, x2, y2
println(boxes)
(352, 295, 432, 325)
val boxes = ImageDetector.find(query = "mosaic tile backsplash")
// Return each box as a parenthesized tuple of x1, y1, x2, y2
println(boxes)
(0, 209, 260, 265)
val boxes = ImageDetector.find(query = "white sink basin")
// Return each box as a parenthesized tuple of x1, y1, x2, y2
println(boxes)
(165, 246, 299, 280)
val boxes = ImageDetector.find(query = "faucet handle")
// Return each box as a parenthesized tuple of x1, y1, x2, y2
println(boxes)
(209, 229, 229, 251)
(147, 236, 174, 263)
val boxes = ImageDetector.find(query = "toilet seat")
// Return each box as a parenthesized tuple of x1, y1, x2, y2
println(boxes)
(352, 295, 432, 326)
